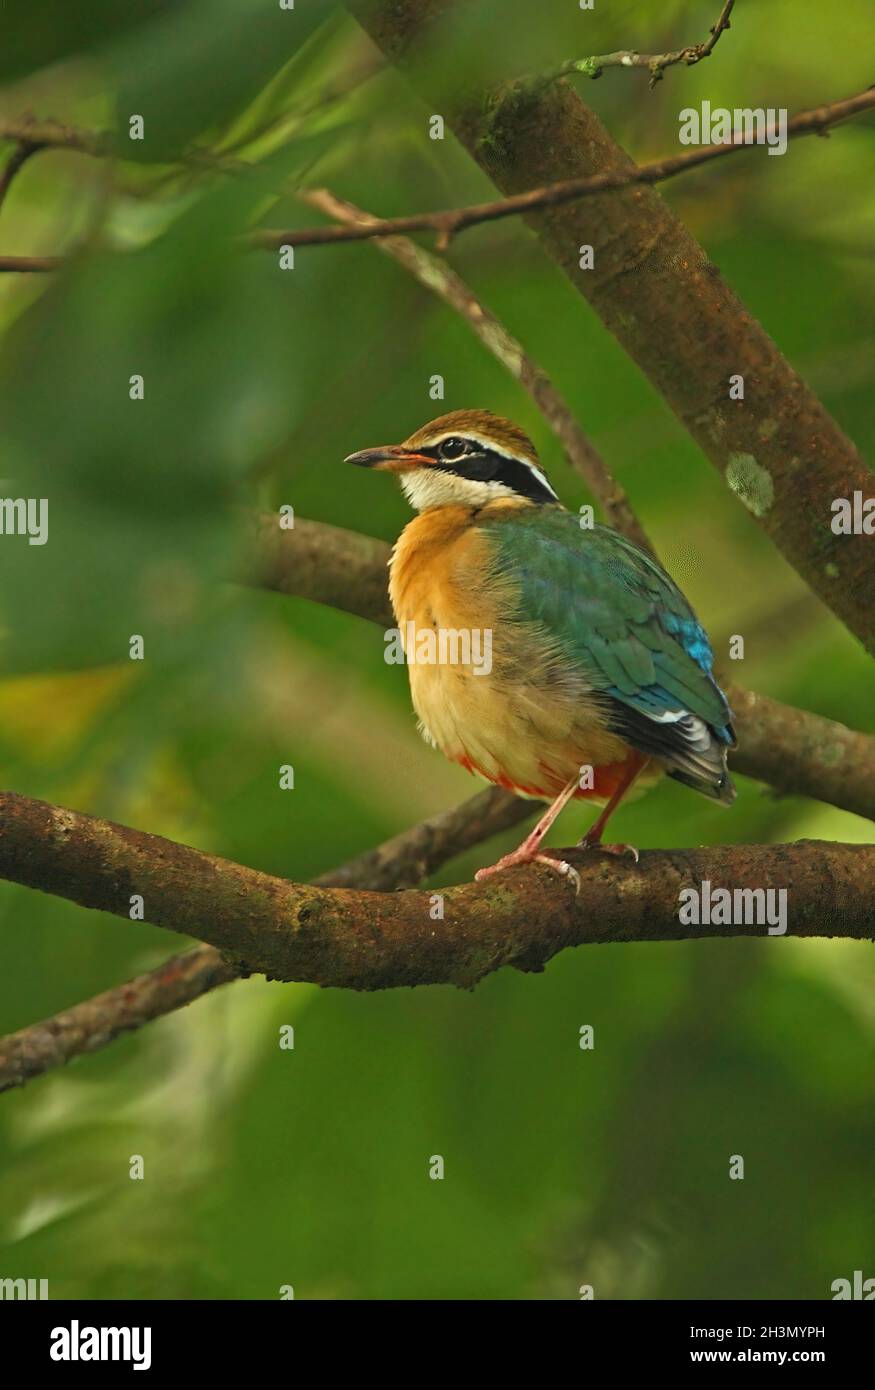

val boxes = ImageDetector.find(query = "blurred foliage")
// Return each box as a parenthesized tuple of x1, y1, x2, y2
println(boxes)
(0, 0, 873, 1300)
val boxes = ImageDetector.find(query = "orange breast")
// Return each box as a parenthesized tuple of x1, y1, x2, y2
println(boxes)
(388, 502, 652, 804)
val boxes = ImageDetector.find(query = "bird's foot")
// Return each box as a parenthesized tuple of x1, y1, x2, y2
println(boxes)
(475, 846, 581, 893)
(577, 834, 639, 864)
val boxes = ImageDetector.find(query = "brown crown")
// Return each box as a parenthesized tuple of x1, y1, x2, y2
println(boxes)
(403, 410, 539, 465)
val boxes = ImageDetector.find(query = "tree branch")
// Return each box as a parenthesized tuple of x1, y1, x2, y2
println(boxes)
(0, 141, 43, 217)
(724, 684, 875, 823)
(0, 254, 63, 272)
(251, 89, 875, 252)
(550, 0, 735, 88)
(0, 794, 870, 1013)
(243, 511, 394, 622)
(0, 118, 108, 157)
(241, 512, 875, 823)
(0, 784, 531, 1091)
(0, 948, 237, 1093)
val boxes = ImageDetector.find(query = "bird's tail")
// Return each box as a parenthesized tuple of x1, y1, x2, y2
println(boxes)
(667, 751, 736, 805)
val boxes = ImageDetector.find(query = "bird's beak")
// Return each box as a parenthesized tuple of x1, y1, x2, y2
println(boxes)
(344, 444, 434, 473)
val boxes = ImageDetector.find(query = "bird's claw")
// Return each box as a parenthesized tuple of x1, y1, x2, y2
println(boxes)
(535, 852, 581, 895)
(475, 847, 581, 894)
(578, 837, 639, 863)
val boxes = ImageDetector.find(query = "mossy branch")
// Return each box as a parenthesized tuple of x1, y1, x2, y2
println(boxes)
(0, 787, 872, 1091)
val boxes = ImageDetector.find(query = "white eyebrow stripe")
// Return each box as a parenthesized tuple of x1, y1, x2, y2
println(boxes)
(522, 463, 559, 499)
(430, 431, 559, 500)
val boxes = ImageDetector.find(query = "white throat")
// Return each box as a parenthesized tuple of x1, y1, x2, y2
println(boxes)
(400, 469, 524, 512)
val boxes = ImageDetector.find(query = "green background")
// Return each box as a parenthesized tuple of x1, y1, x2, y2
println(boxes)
(0, 0, 873, 1299)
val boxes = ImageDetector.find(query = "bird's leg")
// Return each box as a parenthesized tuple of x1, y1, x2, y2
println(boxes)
(578, 753, 650, 862)
(475, 774, 581, 887)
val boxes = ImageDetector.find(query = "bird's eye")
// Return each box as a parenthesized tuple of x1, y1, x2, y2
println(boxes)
(438, 436, 468, 461)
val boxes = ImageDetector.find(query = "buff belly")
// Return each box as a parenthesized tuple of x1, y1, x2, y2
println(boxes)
(408, 655, 655, 803)
(389, 504, 662, 806)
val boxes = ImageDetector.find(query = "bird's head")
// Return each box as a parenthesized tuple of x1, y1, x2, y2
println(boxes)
(344, 409, 559, 512)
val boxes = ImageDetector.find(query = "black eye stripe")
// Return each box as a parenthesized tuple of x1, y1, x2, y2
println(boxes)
(424, 439, 556, 504)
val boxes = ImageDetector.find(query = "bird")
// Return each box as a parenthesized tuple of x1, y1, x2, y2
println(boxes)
(345, 409, 735, 886)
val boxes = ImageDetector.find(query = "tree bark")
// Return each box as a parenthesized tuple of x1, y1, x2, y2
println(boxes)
(0, 792, 871, 1002)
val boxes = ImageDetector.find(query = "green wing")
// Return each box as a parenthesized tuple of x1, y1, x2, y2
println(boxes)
(482, 506, 735, 800)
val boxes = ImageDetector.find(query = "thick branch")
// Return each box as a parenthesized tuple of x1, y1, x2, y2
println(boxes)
(303, 187, 651, 550)
(0, 783, 531, 1091)
(0, 795, 870, 1004)
(243, 511, 393, 621)
(242, 513, 875, 823)
(0, 791, 870, 982)
(725, 684, 875, 823)
(551, 0, 735, 87)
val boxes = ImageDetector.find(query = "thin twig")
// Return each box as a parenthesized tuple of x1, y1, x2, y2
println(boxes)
(552, 0, 735, 88)
(302, 188, 653, 551)
(0, 118, 107, 157)
(0, 254, 63, 272)
(0, 141, 43, 216)
(252, 89, 875, 252)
